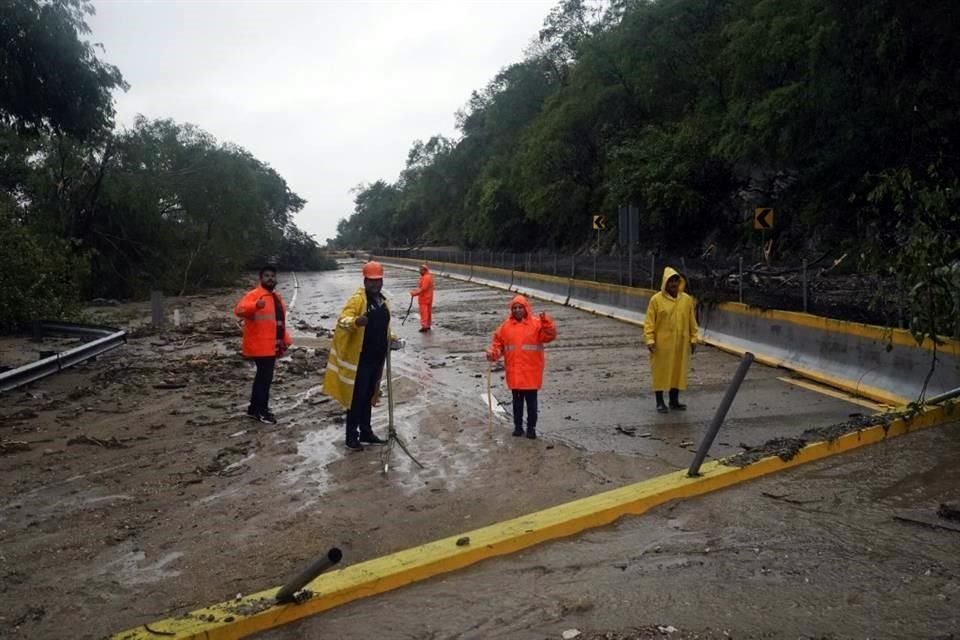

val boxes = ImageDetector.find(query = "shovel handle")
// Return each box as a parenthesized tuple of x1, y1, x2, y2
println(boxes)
(486, 363, 493, 435)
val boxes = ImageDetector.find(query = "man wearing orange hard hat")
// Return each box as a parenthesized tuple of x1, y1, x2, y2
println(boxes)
(323, 260, 396, 451)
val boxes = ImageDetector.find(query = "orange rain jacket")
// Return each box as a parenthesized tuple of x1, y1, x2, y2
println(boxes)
(410, 266, 434, 305)
(487, 295, 557, 390)
(234, 286, 292, 358)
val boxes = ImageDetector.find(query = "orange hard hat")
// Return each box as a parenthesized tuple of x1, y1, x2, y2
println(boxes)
(362, 261, 384, 279)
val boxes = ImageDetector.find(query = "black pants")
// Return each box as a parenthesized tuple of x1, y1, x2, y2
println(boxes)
(511, 390, 538, 431)
(249, 357, 276, 413)
(656, 389, 681, 406)
(346, 362, 380, 442)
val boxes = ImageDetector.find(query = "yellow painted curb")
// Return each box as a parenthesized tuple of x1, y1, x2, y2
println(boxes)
(112, 405, 956, 640)
(703, 336, 909, 407)
(775, 376, 891, 412)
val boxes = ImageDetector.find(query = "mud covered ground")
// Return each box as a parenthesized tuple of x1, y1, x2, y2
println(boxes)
(1, 263, 946, 639)
(263, 422, 960, 640)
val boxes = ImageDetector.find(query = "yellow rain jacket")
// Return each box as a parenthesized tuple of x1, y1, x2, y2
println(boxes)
(643, 267, 699, 391)
(323, 287, 395, 408)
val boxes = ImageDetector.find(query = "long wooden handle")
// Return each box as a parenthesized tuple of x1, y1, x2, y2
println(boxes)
(486, 363, 493, 435)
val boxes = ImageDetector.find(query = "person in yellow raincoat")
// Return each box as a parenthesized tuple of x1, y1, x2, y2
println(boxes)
(323, 261, 397, 451)
(643, 267, 699, 413)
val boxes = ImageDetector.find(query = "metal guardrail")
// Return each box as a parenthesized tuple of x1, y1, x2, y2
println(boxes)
(0, 321, 127, 393)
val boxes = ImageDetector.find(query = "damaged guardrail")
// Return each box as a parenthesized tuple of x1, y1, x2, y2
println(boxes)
(0, 321, 127, 393)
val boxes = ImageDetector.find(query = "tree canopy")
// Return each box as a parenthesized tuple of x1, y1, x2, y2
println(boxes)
(0, 0, 331, 331)
(333, 0, 959, 255)
(333, 0, 959, 337)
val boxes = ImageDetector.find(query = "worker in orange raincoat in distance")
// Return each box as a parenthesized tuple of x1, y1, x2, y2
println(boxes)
(486, 295, 557, 439)
(643, 267, 699, 413)
(409, 264, 434, 333)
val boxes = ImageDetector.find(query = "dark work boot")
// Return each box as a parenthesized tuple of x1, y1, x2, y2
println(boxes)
(345, 439, 364, 452)
(512, 424, 524, 437)
(359, 431, 386, 445)
(669, 388, 686, 411)
(525, 427, 537, 439)
(656, 391, 669, 413)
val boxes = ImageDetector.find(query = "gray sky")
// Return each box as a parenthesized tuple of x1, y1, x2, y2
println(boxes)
(88, 0, 557, 244)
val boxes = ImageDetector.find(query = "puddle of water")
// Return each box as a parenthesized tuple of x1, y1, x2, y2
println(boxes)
(281, 422, 343, 497)
(193, 485, 243, 506)
(104, 549, 184, 586)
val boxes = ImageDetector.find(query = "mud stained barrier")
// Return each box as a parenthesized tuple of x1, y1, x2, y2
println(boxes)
(381, 257, 960, 407)
(113, 405, 956, 640)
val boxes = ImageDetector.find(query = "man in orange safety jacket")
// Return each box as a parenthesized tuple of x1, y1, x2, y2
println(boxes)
(486, 295, 557, 439)
(409, 263, 434, 332)
(234, 265, 292, 424)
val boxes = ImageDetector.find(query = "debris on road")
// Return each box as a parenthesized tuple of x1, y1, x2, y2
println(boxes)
(66, 434, 128, 449)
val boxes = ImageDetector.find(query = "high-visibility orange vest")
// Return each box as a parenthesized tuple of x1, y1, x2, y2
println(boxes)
(234, 286, 292, 357)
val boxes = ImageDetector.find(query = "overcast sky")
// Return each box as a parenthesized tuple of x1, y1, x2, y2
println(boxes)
(87, 0, 557, 244)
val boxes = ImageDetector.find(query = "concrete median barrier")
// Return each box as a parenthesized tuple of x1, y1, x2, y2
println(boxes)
(378, 256, 960, 406)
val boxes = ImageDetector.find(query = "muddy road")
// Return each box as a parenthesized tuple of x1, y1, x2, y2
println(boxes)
(0, 262, 899, 638)
(262, 421, 960, 640)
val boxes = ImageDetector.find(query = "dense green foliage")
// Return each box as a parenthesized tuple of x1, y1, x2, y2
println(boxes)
(1, 0, 331, 331)
(334, 0, 960, 337)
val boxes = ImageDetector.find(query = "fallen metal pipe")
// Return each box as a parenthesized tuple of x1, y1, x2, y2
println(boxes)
(926, 385, 960, 406)
(688, 352, 754, 477)
(275, 547, 343, 604)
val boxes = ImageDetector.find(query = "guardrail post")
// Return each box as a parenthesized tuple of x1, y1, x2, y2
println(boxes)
(151, 291, 164, 327)
(688, 352, 754, 477)
(650, 255, 656, 289)
(629, 244, 633, 287)
(802, 259, 808, 313)
(275, 548, 343, 604)
(553, 254, 558, 276)
(897, 274, 904, 329)
(593, 254, 598, 281)
(738, 257, 744, 303)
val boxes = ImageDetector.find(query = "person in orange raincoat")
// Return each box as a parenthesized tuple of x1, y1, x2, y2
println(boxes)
(234, 266, 292, 424)
(409, 264, 434, 332)
(485, 295, 557, 439)
(643, 266, 699, 413)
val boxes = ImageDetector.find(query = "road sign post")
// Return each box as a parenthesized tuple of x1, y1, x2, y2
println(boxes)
(592, 214, 606, 255)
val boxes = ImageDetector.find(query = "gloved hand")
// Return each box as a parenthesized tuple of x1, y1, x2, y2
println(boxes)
(409, 290, 417, 297)
(485, 349, 497, 362)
